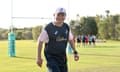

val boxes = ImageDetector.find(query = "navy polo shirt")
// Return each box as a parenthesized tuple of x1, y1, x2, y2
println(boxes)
(44, 22, 69, 55)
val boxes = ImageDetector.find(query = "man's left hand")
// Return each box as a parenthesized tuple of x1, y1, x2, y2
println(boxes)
(74, 54, 79, 61)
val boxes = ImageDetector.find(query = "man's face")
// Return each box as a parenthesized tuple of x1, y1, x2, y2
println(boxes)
(54, 13, 66, 23)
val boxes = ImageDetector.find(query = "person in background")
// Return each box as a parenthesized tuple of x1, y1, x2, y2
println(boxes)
(81, 35, 86, 47)
(85, 35, 89, 46)
(88, 34, 93, 45)
(92, 34, 96, 46)
(77, 35, 81, 47)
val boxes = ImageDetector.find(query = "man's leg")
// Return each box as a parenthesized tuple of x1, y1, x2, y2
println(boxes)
(59, 65, 68, 72)
(47, 63, 61, 72)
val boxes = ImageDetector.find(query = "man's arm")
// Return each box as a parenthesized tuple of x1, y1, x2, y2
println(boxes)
(68, 30, 79, 61)
(69, 39, 79, 61)
(36, 29, 48, 67)
(69, 39, 76, 52)
(37, 41, 43, 67)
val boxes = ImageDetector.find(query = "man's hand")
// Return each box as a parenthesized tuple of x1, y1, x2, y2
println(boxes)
(37, 58, 43, 67)
(74, 54, 79, 61)
(73, 51, 79, 61)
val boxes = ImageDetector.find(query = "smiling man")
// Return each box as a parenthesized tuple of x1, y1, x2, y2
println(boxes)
(37, 7, 79, 72)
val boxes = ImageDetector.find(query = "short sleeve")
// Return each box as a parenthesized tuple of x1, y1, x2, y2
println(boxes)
(69, 30, 73, 40)
(38, 29, 49, 43)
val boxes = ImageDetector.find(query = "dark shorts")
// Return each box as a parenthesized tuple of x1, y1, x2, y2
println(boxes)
(82, 40, 85, 43)
(44, 52, 68, 72)
(77, 39, 81, 43)
(92, 39, 95, 43)
(89, 41, 92, 44)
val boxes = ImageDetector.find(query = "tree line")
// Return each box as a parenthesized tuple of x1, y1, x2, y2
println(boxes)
(0, 26, 42, 40)
(70, 14, 120, 40)
(0, 13, 120, 40)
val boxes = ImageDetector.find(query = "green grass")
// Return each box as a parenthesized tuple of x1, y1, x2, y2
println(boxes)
(0, 40, 120, 72)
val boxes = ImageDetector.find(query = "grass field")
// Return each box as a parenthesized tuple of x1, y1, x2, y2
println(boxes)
(0, 40, 120, 72)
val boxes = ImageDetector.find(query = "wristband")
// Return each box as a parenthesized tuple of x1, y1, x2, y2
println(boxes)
(73, 51, 78, 54)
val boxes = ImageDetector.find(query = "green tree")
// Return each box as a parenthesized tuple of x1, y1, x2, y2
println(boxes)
(22, 31, 32, 40)
(80, 17, 88, 35)
(85, 17, 98, 35)
(70, 16, 98, 36)
(98, 18, 110, 39)
(115, 24, 120, 39)
(110, 15, 119, 39)
(32, 25, 42, 41)
(16, 31, 23, 40)
(70, 20, 81, 35)
(105, 10, 110, 17)
(0, 28, 8, 40)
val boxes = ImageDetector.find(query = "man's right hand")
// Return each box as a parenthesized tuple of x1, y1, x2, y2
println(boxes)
(37, 58, 43, 67)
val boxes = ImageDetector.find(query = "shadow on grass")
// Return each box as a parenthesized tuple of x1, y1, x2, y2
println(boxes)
(95, 46, 120, 48)
(14, 56, 36, 60)
(80, 53, 120, 57)
(70, 66, 120, 72)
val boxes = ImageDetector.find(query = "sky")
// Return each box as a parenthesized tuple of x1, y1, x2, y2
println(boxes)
(0, 0, 120, 29)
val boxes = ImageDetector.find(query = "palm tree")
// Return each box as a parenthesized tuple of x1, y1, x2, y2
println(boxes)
(105, 10, 110, 17)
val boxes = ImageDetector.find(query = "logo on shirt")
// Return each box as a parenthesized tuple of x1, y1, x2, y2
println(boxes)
(56, 36, 67, 41)
(54, 30, 68, 41)
(54, 31, 58, 35)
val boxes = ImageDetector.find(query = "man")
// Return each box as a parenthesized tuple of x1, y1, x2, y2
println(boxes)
(37, 7, 79, 72)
